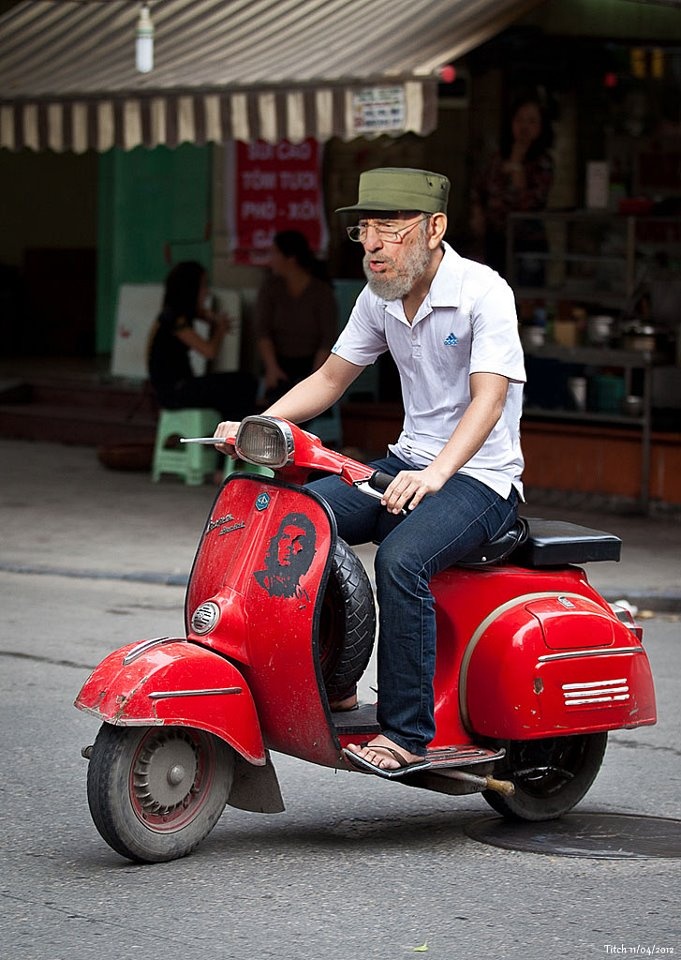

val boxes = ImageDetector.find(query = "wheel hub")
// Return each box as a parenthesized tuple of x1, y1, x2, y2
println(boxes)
(132, 731, 199, 815)
(167, 764, 186, 786)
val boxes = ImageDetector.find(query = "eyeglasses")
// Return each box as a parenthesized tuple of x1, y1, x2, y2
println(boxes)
(346, 215, 430, 244)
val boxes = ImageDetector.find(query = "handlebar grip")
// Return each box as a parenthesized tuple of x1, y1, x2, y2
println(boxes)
(368, 471, 394, 494)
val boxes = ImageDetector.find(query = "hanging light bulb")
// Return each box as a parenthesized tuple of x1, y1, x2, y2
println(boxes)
(135, 3, 154, 73)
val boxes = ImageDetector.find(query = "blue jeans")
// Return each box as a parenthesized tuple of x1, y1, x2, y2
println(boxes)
(309, 455, 519, 756)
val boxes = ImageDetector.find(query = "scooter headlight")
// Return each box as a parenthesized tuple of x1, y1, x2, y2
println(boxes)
(235, 416, 294, 468)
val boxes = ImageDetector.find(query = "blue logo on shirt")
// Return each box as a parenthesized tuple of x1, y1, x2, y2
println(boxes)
(443, 333, 458, 346)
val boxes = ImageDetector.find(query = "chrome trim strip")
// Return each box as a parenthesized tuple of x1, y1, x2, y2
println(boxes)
(565, 694, 630, 706)
(562, 678, 627, 690)
(561, 675, 631, 706)
(538, 647, 643, 663)
(123, 636, 176, 665)
(148, 687, 242, 700)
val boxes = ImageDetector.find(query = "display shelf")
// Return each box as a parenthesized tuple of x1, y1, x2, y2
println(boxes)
(507, 210, 681, 312)
(523, 406, 645, 427)
(523, 344, 655, 366)
(521, 344, 655, 512)
(515, 287, 626, 309)
(511, 204, 681, 514)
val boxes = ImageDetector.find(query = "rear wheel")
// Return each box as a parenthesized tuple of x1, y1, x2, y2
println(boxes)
(319, 537, 376, 700)
(87, 724, 234, 863)
(483, 733, 607, 821)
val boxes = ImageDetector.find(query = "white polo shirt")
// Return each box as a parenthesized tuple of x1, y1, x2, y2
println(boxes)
(331, 242, 526, 499)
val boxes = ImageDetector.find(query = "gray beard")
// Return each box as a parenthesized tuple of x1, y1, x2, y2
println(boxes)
(362, 233, 433, 301)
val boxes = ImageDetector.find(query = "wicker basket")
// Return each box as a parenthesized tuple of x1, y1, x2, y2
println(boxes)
(97, 443, 154, 472)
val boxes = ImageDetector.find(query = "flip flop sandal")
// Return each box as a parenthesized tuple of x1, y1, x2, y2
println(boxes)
(342, 743, 431, 780)
(329, 701, 360, 713)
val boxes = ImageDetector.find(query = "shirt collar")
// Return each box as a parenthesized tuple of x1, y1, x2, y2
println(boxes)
(429, 241, 464, 309)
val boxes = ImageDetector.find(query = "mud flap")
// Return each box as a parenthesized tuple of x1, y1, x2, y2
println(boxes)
(228, 749, 285, 814)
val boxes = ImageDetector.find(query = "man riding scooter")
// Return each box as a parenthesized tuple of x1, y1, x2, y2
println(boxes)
(216, 166, 526, 779)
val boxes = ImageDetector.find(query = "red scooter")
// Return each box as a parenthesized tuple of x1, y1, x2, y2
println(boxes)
(76, 415, 657, 863)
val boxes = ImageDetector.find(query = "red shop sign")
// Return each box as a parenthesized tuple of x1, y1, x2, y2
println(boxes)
(229, 138, 327, 266)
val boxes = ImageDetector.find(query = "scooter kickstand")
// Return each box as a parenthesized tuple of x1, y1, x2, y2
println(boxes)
(435, 769, 515, 796)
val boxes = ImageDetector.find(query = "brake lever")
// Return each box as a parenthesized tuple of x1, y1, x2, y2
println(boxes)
(352, 479, 385, 502)
(180, 437, 227, 444)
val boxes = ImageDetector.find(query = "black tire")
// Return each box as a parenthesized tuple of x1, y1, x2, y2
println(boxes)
(319, 537, 376, 700)
(87, 723, 234, 863)
(482, 732, 607, 821)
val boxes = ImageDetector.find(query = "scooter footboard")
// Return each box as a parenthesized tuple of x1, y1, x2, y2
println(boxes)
(460, 596, 657, 739)
(74, 637, 266, 764)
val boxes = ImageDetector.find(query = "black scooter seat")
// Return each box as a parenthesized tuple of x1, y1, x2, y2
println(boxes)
(458, 517, 621, 568)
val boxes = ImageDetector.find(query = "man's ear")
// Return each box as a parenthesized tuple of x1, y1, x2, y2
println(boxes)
(428, 213, 448, 249)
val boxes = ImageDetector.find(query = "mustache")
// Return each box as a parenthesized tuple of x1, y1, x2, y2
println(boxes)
(363, 252, 395, 268)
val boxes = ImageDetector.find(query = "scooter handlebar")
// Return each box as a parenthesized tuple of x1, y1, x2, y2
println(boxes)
(353, 470, 407, 515)
(368, 471, 393, 494)
(179, 437, 234, 445)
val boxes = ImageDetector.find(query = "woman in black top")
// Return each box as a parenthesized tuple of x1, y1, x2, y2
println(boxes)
(147, 261, 256, 420)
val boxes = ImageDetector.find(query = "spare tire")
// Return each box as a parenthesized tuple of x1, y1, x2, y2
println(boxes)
(318, 537, 376, 700)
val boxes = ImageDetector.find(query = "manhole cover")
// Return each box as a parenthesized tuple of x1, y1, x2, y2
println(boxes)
(465, 813, 681, 859)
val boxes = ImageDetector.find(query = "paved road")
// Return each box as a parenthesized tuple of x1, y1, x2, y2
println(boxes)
(1, 570, 679, 960)
(2, 438, 681, 609)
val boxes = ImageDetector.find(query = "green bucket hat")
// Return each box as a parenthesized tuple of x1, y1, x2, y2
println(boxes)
(335, 167, 450, 215)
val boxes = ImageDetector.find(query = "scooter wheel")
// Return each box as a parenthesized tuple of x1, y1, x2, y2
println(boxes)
(319, 537, 376, 700)
(482, 732, 607, 821)
(86, 723, 234, 863)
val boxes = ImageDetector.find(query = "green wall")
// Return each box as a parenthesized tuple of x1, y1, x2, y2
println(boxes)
(96, 143, 212, 353)
(525, 0, 681, 40)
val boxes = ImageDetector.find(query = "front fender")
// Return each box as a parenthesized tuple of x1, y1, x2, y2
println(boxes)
(75, 637, 265, 764)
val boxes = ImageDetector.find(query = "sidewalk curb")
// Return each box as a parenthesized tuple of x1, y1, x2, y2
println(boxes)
(0, 562, 188, 588)
(603, 591, 681, 614)
(3, 562, 680, 612)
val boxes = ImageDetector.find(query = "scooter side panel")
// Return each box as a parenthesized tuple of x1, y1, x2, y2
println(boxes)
(74, 638, 266, 764)
(184, 475, 344, 767)
(460, 596, 656, 739)
(430, 565, 606, 748)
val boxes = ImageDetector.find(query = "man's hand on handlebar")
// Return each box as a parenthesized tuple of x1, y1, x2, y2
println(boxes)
(213, 420, 241, 457)
(381, 465, 450, 514)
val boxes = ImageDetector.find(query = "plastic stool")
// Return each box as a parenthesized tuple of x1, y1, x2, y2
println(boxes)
(152, 408, 220, 485)
(223, 458, 275, 480)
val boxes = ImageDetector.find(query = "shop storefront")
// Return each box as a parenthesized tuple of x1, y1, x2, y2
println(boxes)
(330, 0, 681, 507)
(1, 0, 680, 505)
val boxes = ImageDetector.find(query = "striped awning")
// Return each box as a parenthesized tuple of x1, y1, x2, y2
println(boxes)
(0, 0, 544, 152)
